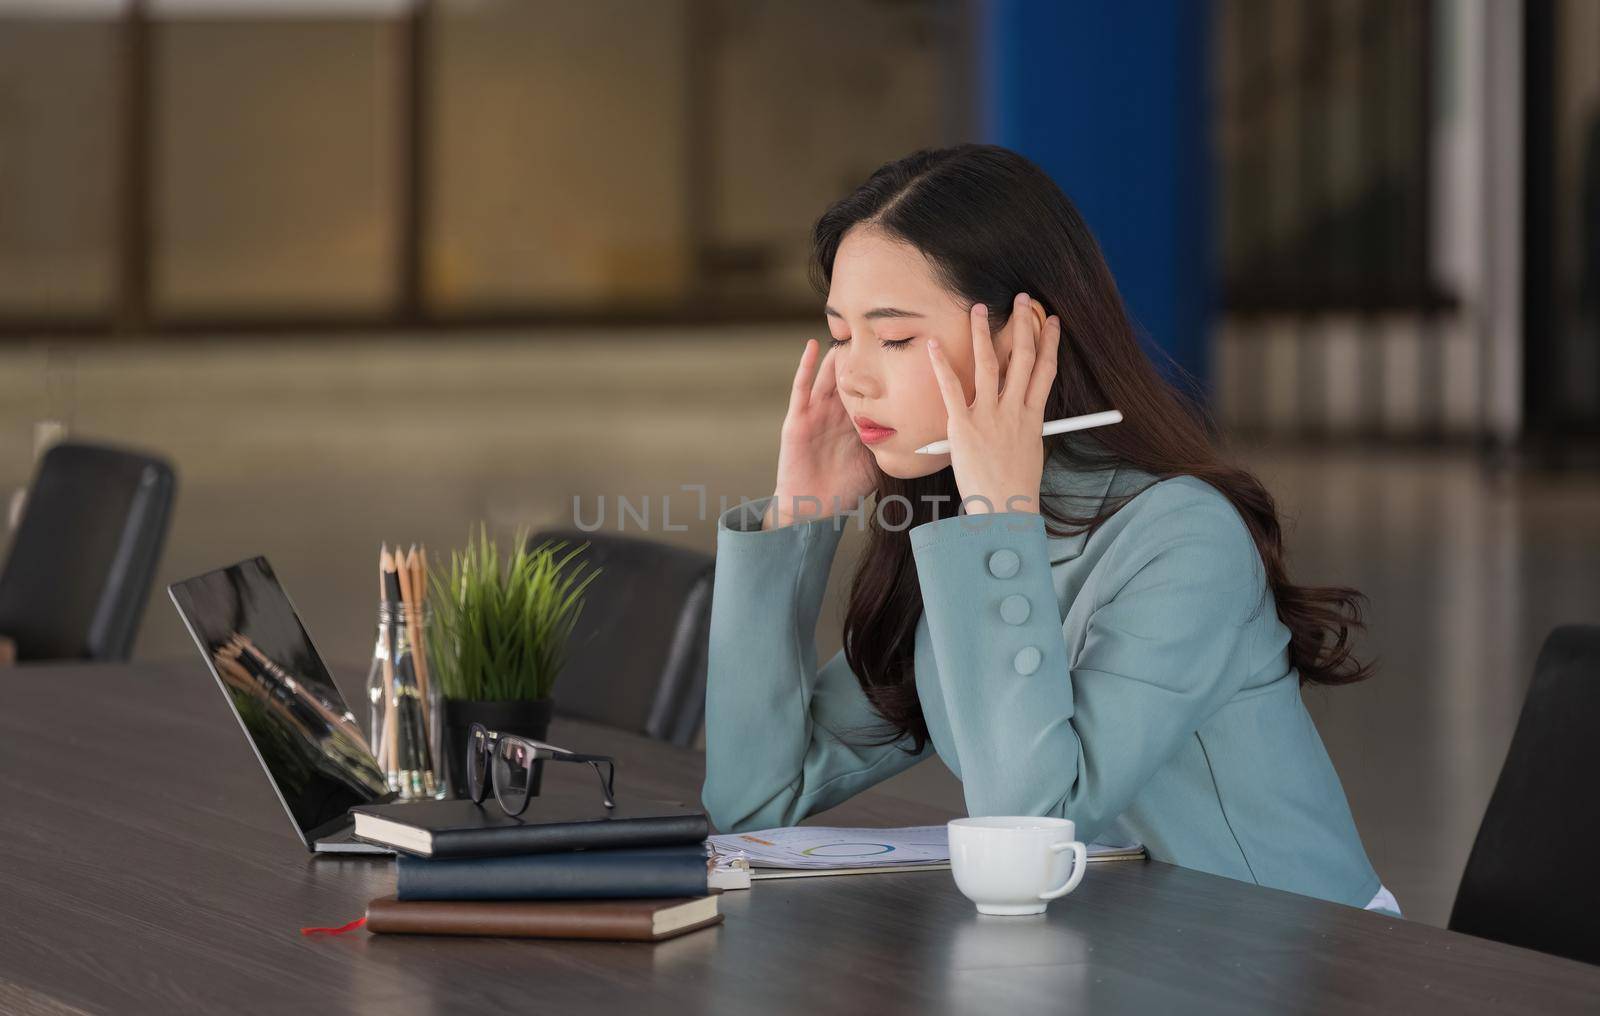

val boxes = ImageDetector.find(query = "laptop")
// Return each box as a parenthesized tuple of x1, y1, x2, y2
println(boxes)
(169, 555, 394, 854)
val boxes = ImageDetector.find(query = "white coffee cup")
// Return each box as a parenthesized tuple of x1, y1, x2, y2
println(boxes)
(947, 816, 1088, 916)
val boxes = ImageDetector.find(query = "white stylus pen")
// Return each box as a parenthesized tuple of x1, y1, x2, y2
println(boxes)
(912, 409, 1124, 455)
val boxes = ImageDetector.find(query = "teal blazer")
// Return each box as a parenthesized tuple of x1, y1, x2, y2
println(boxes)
(700, 451, 1382, 909)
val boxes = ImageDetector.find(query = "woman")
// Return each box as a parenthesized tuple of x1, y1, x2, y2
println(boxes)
(700, 143, 1397, 915)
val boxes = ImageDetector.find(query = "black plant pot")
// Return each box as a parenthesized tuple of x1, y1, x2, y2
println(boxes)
(442, 697, 555, 800)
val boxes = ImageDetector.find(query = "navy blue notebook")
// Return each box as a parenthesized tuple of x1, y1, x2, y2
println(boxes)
(396, 843, 712, 901)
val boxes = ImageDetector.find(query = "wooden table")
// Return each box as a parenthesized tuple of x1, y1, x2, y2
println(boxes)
(2, 661, 1597, 1015)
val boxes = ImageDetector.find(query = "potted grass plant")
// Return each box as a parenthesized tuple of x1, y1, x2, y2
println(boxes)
(426, 524, 602, 799)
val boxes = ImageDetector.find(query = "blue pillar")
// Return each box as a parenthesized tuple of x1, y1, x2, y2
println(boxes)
(976, 0, 1213, 398)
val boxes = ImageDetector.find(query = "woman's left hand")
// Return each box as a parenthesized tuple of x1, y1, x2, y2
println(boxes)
(926, 293, 1061, 515)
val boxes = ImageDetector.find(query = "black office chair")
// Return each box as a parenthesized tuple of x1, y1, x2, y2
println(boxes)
(1448, 625, 1600, 966)
(527, 528, 713, 747)
(0, 441, 177, 662)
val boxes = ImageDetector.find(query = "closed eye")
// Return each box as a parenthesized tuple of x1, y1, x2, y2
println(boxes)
(828, 337, 916, 351)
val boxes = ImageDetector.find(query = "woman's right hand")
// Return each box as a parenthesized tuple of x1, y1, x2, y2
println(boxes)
(764, 339, 878, 530)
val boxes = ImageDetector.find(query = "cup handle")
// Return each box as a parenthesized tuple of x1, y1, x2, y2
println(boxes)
(1038, 840, 1088, 900)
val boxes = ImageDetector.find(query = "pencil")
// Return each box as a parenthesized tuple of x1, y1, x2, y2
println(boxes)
(912, 409, 1124, 454)
(411, 544, 439, 797)
(407, 545, 433, 731)
(383, 547, 422, 786)
(395, 545, 427, 745)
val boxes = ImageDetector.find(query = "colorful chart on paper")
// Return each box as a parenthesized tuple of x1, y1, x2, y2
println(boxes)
(707, 826, 951, 869)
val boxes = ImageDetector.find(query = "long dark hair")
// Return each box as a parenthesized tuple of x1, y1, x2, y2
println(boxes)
(812, 143, 1373, 755)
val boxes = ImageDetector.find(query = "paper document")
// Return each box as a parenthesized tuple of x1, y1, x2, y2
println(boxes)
(708, 824, 1145, 877)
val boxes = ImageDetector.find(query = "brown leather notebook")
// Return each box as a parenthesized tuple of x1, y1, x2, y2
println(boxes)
(364, 894, 722, 942)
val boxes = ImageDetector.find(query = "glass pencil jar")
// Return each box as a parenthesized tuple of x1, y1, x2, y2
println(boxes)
(365, 600, 446, 800)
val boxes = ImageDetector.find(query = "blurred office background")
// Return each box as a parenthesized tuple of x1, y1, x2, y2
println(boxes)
(2, 0, 1598, 928)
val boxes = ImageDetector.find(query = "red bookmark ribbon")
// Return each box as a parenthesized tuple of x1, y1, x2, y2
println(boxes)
(300, 916, 367, 936)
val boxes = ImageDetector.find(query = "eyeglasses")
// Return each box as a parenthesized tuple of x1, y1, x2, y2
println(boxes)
(464, 721, 616, 817)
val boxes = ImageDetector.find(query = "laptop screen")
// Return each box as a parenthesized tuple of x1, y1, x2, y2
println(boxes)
(169, 556, 387, 841)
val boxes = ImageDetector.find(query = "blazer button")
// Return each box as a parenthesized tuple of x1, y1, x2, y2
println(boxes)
(1013, 646, 1042, 675)
(987, 548, 1021, 579)
(999, 594, 1030, 626)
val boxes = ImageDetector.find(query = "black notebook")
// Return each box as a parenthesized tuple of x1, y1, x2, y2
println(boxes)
(395, 843, 714, 900)
(351, 789, 710, 859)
